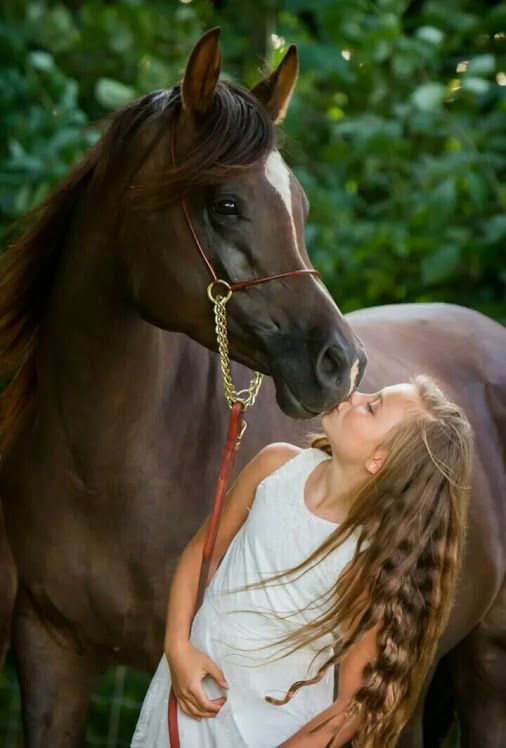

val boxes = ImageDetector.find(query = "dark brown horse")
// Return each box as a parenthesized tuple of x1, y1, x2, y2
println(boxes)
(0, 28, 504, 748)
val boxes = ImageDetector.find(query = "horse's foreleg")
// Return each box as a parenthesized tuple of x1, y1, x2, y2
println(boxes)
(13, 586, 102, 748)
(452, 607, 506, 748)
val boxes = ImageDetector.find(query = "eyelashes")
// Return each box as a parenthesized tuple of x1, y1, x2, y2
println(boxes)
(367, 401, 374, 414)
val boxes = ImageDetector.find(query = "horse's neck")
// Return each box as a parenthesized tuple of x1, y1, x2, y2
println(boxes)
(35, 218, 210, 449)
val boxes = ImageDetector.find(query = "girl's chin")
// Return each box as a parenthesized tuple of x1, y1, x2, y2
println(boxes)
(320, 418, 341, 445)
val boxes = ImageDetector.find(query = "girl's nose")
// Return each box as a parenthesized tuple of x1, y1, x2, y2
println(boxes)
(339, 393, 355, 410)
(348, 391, 361, 406)
(348, 390, 371, 408)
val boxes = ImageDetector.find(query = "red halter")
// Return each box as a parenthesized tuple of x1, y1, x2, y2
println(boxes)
(167, 115, 320, 748)
(169, 115, 321, 292)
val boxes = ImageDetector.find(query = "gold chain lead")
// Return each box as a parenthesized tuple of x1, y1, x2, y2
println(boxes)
(207, 280, 264, 410)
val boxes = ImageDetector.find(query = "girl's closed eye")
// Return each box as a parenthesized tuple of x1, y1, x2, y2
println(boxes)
(367, 401, 374, 414)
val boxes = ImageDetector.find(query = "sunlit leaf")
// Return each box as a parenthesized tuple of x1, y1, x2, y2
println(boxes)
(95, 78, 137, 110)
(411, 82, 447, 111)
(466, 54, 495, 76)
(28, 50, 55, 71)
(416, 26, 444, 46)
(461, 77, 491, 95)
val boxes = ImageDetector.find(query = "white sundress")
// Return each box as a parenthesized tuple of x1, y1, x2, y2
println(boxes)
(131, 447, 359, 748)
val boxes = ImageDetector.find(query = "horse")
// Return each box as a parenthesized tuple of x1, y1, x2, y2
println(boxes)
(0, 27, 504, 747)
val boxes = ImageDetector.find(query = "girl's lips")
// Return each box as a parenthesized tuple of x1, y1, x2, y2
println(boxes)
(324, 400, 343, 416)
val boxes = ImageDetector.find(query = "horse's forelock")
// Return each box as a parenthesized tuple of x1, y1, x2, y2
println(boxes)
(108, 82, 276, 209)
(202, 82, 275, 166)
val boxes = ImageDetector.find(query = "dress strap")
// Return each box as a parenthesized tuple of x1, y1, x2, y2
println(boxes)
(306, 447, 331, 463)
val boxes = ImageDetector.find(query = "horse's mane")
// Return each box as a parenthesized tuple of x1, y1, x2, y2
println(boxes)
(0, 83, 274, 457)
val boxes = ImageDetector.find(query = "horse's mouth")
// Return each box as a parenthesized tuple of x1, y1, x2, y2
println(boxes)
(224, 338, 339, 419)
(274, 377, 323, 419)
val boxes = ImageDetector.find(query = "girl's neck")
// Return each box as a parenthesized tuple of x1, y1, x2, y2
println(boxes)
(311, 454, 367, 522)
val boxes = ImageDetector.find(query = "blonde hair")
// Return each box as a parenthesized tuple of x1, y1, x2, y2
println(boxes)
(239, 373, 473, 747)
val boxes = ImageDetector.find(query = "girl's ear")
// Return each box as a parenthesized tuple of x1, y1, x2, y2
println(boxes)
(365, 448, 387, 475)
(181, 27, 222, 117)
(251, 45, 298, 124)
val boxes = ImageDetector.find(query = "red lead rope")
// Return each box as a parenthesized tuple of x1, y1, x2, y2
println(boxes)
(168, 401, 245, 747)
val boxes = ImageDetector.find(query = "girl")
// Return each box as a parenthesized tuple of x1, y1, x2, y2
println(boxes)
(131, 374, 472, 747)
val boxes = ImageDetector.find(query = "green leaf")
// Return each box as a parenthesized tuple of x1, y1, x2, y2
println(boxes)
(467, 172, 488, 210)
(95, 78, 136, 110)
(466, 54, 495, 76)
(137, 57, 172, 92)
(28, 50, 55, 72)
(416, 26, 444, 46)
(411, 82, 447, 111)
(461, 77, 491, 95)
(429, 179, 457, 214)
(482, 214, 506, 245)
(421, 245, 460, 285)
(37, 4, 80, 53)
(109, 25, 134, 54)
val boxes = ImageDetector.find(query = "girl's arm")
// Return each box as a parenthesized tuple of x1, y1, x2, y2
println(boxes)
(164, 442, 301, 655)
(277, 620, 380, 748)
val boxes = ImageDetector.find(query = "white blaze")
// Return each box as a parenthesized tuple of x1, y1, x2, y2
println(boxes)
(264, 150, 303, 264)
(266, 150, 359, 403)
(347, 358, 361, 397)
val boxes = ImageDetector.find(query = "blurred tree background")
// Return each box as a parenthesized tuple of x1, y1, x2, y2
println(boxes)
(0, 0, 504, 744)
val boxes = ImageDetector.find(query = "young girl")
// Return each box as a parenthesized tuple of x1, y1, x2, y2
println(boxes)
(131, 373, 472, 748)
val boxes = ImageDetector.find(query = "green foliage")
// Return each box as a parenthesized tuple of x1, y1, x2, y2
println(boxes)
(269, 0, 506, 321)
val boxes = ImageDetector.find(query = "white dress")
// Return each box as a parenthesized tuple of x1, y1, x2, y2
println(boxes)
(131, 447, 358, 748)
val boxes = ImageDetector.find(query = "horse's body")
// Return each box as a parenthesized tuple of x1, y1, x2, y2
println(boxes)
(0, 30, 504, 747)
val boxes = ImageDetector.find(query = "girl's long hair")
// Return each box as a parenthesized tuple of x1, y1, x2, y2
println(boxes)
(238, 373, 473, 747)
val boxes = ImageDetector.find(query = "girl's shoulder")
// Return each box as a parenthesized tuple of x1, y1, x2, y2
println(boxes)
(224, 443, 304, 517)
(254, 442, 303, 483)
(254, 442, 320, 491)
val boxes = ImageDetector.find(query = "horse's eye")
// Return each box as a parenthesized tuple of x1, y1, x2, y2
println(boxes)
(212, 198, 239, 216)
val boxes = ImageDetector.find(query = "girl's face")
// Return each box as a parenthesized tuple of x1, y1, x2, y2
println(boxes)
(321, 383, 423, 473)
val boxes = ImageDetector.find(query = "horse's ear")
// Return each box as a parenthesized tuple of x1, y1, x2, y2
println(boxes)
(181, 27, 222, 117)
(251, 45, 298, 124)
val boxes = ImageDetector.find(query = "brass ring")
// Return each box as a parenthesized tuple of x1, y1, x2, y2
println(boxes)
(207, 279, 232, 304)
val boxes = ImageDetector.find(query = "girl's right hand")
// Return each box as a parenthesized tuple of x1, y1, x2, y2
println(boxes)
(166, 642, 229, 720)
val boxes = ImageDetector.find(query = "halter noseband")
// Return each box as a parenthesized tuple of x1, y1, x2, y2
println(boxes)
(170, 115, 321, 292)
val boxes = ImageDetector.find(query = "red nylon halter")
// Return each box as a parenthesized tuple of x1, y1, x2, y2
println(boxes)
(167, 114, 321, 748)
(169, 114, 321, 291)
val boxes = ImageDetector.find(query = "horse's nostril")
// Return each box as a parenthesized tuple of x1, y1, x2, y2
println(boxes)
(321, 349, 338, 379)
(318, 340, 366, 395)
(319, 344, 347, 382)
